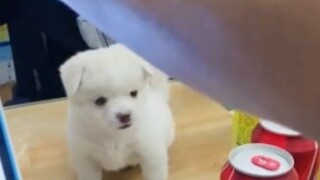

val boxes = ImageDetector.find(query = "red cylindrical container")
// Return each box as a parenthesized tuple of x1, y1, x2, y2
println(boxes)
(252, 120, 319, 180)
(221, 144, 299, 180)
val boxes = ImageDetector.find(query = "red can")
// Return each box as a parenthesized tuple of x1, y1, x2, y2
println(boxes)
(221, 143, 299, 180)
(252, 119, 320, 180)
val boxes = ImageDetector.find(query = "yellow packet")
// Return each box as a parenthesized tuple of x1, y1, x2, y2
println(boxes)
(231, 110, 259, 147)
(0, 24, 10, 42)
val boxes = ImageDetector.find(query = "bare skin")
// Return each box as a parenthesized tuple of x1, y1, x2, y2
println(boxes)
(62, 0, 320, 140)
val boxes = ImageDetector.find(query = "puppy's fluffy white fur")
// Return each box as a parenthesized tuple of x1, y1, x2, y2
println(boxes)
(60, 44, 175, 180)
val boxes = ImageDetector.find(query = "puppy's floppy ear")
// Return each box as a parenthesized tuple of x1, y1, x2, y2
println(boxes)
(59, 58, 84, 97)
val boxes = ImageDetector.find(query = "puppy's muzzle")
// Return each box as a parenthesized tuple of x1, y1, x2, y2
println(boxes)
(117, 113, 132, 129)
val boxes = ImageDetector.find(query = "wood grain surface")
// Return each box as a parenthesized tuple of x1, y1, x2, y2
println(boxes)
(5, 82, 231, 180)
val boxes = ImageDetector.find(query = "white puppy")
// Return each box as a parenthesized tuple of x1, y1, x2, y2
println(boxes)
(60, 44, 175, 180)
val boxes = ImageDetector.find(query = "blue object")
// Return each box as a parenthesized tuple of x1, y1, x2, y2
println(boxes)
(0, 103, 21, 179)
(0, 44, 13, 61)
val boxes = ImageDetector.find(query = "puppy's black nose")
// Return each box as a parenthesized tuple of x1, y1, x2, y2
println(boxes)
(117, 113, 131, 124)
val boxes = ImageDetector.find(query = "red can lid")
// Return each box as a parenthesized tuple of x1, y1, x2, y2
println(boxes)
(229, 143, 295, 177)
(260, 119, 301, 136)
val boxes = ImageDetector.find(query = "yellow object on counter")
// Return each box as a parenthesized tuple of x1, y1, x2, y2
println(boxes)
(231, 110, 259, 147)
(0, 24, 10, 42)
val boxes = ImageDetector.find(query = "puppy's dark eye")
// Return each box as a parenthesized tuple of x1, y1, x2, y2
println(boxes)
(94, 97, 107, 106)
(130, 90, 138, 98)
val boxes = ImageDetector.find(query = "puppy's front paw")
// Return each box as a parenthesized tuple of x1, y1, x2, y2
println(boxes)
(140, 151, 169, 180)
(77, 171, 101, 180)
(72, 158, 102, 180)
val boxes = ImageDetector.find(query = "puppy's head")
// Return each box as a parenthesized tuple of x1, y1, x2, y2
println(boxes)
(60, 44, 153, 130)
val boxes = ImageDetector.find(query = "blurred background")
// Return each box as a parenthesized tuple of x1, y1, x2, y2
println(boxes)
(0, 0, 114, 106)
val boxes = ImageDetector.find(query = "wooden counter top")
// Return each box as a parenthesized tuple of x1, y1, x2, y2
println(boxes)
(5, 83, 231, 180)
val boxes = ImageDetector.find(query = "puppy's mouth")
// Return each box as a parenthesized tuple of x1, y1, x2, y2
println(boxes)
(119, 124, 132, 130)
